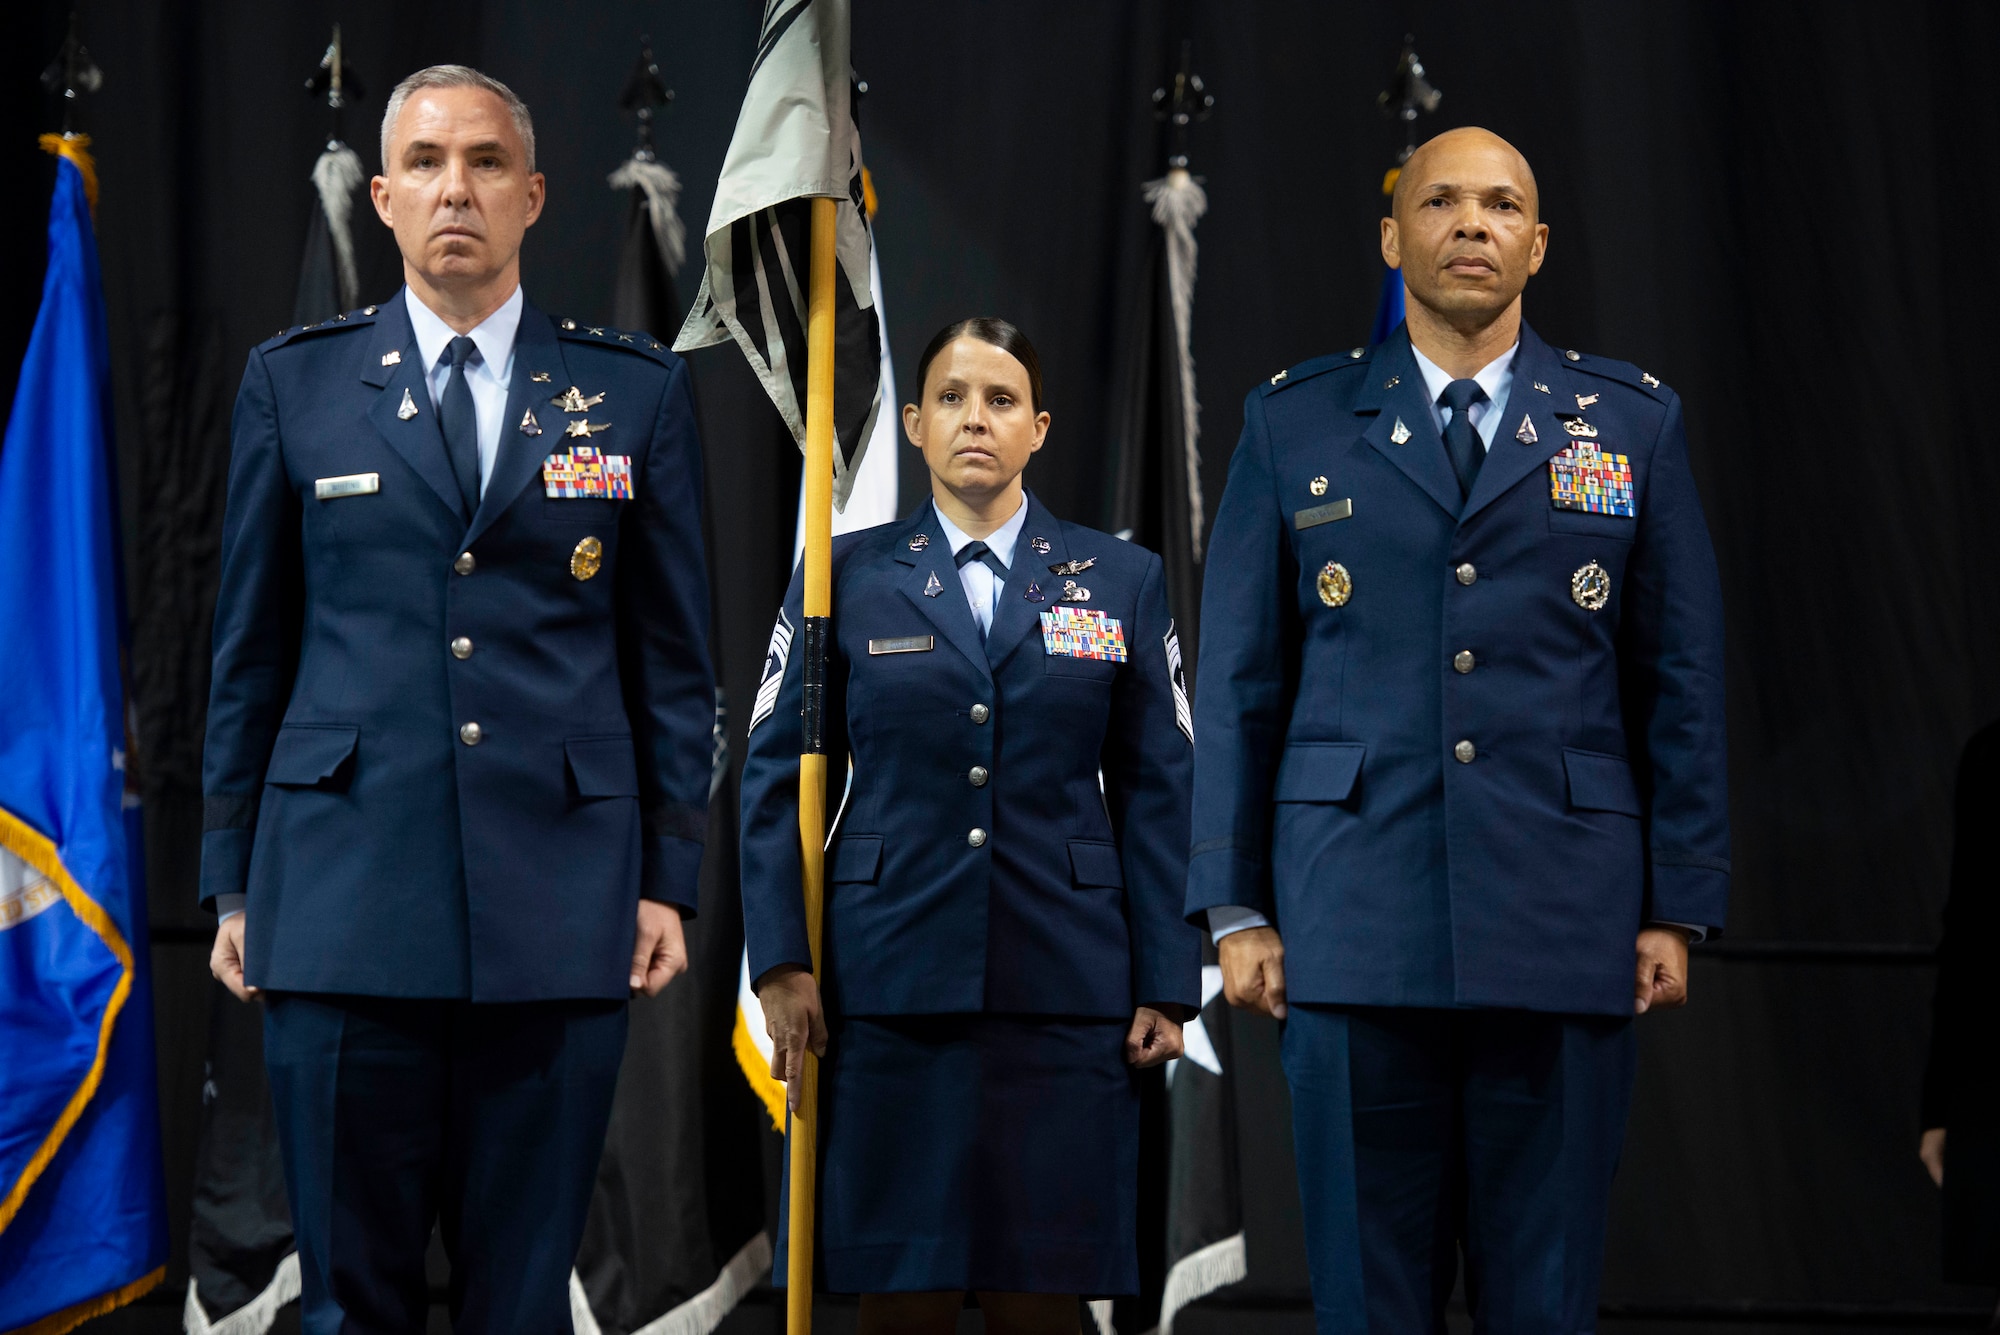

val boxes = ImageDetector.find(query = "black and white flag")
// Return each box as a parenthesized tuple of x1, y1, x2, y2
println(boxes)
(673, 0, 882, 511)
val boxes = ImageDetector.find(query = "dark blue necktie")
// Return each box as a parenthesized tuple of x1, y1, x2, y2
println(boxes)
(440, 336, 482, 518)
(954, 541, 1008, 639)
(1440, 377, 1486, 502)
(954, 540, 1008, 577)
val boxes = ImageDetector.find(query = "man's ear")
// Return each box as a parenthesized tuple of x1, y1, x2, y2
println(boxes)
(523, 172, 546, 228)
(1380, 216, 1401, 270)
(370, 175, 395, 229)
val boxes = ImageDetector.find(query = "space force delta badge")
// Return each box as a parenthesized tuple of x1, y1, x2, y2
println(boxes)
(543, 446, 633, 499)
(1548, 440, 1635, 517)
(1040, 606, 1128, 662)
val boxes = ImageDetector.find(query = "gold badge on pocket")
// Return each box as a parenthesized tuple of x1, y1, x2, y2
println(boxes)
(571, 536, 603, 581)
(1317, 561, 1352, 608)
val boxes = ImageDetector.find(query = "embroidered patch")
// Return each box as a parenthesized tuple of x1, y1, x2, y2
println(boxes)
(1548, 441, 1634, 517)
(543, 446, 634, 499)
(748, 609, 793, 735)
(1165, 622, 1193, 744)
(1040, 606, 1128, 662)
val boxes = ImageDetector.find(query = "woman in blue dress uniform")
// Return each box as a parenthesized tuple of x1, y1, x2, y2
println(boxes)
(740, 319, 1201, 1334)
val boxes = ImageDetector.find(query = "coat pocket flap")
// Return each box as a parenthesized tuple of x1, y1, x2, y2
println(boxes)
(1563, 748, 1641, 816)
(1273, 743, 1366, 802)
(830, 836, 883, 883)
(264, 724, 359, 786)
(1068, 840, 1125, 888)
(565, 735, 639, 798)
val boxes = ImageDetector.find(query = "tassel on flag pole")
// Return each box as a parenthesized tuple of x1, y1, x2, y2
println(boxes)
(1371, 37, 1441, 347)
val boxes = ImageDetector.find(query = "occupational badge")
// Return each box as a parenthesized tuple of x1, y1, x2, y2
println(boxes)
(1057, 580, 1091, 603)
(1030, 536, 1051, 555)
(1548, 441, 1635, 517)
(1040, 606, 1129, 662)
(923, 571, 944, 597)
(1309, 475, 1329, 496)
(1390, 417, 1412, 445)
(1561, 417, 1599, 439)
(564, 420, 611, 439)
(518, 408, 542, 437)
(1575, 393, 1600, 410)
(1571, 560, 1611, 611)
(529, 371, 552, 383)
(570, 535, 604, 581)
(397, 387, 419, 420)
(1048, 557, 1096, 577)
(543, 447, 634, 499)
(1316, 561, 1352, 608)
(552, 386, 605, 413)
(908, 533, 929, 551)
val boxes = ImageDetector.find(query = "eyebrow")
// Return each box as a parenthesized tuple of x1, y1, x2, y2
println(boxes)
(403, 139, 510, 158)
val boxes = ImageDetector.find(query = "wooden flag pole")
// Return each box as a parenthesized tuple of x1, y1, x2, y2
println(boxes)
(788, 192, 840, 1335)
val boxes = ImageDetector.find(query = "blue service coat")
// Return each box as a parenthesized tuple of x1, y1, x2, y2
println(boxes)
(1187, 323, 1729, 1017)
(199, 290, 715, 1002)
(739, 495, 1200, 1018)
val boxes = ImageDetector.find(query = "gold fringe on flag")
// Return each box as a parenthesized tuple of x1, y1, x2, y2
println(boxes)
(38, 133, 98, 216)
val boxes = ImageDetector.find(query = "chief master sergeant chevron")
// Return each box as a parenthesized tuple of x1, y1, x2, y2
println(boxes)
(1188, 127, 1729, 1332)
(199, 66, 715, 1331)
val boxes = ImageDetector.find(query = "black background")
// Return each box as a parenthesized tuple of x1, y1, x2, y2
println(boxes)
(6, 1, 1998, 1329)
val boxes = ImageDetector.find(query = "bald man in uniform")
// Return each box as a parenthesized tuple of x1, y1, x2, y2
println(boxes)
(1189, 128, 1729, 1331)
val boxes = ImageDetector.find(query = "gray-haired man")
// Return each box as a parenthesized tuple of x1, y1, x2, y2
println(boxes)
(200, 65, 716, 1331)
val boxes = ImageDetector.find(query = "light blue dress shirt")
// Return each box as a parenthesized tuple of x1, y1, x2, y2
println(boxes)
(405, 284, 523, 497)
(933, 493, 1028, 635)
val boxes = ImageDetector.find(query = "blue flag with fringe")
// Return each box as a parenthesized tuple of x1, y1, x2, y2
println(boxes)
(0, 136, 168, 1335)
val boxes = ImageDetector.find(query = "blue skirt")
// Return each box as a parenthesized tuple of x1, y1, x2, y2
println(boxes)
(777, 1013, 1139, 1295)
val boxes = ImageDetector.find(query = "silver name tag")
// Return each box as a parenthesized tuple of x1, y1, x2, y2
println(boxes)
(868, 635, 934, 656)
(314, 472, 380, 500)
(1294, 498, 1353, 530)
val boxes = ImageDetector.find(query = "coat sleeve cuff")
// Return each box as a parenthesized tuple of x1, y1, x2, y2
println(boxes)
(1183, 841, 1272, 924)
(640, 834, 703, 915)
(1646, 855, 1729, 935)
(199, 827, 254, 909)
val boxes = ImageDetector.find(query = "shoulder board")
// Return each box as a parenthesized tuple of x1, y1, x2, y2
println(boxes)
(554, 318, 677, 366)
(258, 305, 379, 352)
(1557, 346, 1670, 399)
(1264, 346, 1371, 395)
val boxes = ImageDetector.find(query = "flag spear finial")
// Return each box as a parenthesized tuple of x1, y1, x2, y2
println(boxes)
(305, 24, 366, 150)
(1378, 36, 1443, 167)
(40, 8, 103, 138)
(620, 37, 675, 164)
(1152, 39, 1214, 172)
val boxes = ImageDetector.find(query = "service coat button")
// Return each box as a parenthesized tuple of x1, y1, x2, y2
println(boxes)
(460, 722, 483, 746)
(1453, 650, 1475, 674)
(1453, 739, 1476, 764)
(968, 827, 988, 848)
(1455, 563, 1477, 586)
(968, 766, 990, 787)
(454, 551, 476, 575)
(451, 636, 474, 660)
(969, 703, 990, 724)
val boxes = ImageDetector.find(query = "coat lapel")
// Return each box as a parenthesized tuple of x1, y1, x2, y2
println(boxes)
(363, 291, 467, 524)
(1460, 324, 1568, 524)
(985, 493, 1063, 671)
(1353, 331, 1462, 518)
(464, 303, 571, 549)
(893, 505, 989, 677)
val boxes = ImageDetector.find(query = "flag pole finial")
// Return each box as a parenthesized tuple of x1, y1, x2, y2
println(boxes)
(1378, 36, 1443, 167)
(1152, 39, 1214, 173)
(620, 38, 675, 164)
(305, 24, 366, 150)
(39, 8, 103, 138)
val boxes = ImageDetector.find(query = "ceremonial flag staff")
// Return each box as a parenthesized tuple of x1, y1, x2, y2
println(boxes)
(295, 26, 367, 322)
(674, 7, 882, 1329)
(1371, 37, 1442, 346)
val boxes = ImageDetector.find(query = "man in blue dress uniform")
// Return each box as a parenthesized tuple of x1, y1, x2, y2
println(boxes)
(200, 66, 714, 1331)
(1189, 128, 1729, 1331)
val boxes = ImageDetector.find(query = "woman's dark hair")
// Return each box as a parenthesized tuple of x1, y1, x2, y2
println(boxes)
(912, 317, 1045, 411)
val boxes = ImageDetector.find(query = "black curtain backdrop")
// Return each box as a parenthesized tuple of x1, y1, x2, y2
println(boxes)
(9, 1, 2000, 1328)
